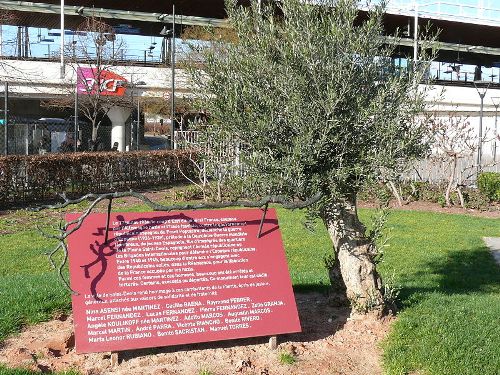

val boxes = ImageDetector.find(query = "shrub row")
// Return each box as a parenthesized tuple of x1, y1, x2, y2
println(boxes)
(359, 180, 492, 209)
(0, 150, 197, 206)
(478, 172, 500, 202)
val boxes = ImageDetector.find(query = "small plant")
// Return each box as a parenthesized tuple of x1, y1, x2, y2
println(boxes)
(350, 290, 383, 314)
(173, 185, 204, 201)
(279, 351, 296, 365)
(367, 208, 391, 264)
(323, 253, 336, 271)
(381, 274, 401, 312)
(198, 369, 213, 375)
(437, 195, 447, 208)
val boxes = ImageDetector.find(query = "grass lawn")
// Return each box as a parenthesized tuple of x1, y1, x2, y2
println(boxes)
(375, 210, 500, 375)
(0, 204, 498, 374)
(0, 366, 78, 375)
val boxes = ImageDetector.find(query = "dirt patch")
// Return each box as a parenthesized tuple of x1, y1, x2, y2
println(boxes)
(0, 293, 393, 375)
(359, 200, 500, 219)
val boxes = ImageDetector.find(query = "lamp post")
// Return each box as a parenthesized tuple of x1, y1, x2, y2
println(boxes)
(3, 81, 8, 155)
(159, 6, 175, 150)
(473, 80, 491, 176)
(171, 5, 176, 150)
(60, 0, 65, 78)
(413, 3, 418, 65)
(74, 83, 78, 152)
(492, 96, 500, 162)
(130, 80, 146, 151)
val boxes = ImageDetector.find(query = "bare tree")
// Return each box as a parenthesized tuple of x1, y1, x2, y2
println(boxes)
(428, 113, 498, 207)
(45, 16, 132, 150)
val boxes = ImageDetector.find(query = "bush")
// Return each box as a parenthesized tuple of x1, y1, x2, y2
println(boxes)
(0, 150, 198, 206)
(173, 185, 204, 201)
(358, 182, 392, 205)
(477, 172, 500, 202)
(462, 188, 490, 210)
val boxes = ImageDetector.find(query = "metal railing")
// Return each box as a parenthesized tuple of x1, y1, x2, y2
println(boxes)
(387, 1, 500, 26)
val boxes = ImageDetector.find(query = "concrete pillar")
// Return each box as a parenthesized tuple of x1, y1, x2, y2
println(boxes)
(107, 105, 132, 152)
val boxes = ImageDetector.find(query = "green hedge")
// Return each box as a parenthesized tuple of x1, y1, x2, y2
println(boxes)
(478, 172, 500, 202)
(0, 150, 197, 206)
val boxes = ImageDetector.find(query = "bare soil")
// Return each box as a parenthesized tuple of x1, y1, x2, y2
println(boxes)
(0, 293, 393, 375)
(359, 200, 500, 219)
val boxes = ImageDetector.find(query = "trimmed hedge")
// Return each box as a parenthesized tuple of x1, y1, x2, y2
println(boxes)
(0, 150, 197, 206)
(478, 172, 500, 202)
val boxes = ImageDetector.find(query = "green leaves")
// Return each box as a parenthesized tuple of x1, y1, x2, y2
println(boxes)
(193, 0, 433, 201)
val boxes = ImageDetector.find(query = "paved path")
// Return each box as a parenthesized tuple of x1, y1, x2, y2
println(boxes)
(483, 237, 500, 266)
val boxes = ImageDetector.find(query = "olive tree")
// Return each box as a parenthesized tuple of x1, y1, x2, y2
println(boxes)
(191, 0, 434, 313)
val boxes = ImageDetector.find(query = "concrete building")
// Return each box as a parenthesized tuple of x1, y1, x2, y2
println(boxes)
(0, 1, 499, 177)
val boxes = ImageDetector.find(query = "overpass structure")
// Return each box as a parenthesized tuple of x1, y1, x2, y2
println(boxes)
(1, 1, 500, 65)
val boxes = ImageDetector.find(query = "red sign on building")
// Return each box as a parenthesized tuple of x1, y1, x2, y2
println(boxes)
(67, 209, 301, 353)
(76, 67, 127, 96)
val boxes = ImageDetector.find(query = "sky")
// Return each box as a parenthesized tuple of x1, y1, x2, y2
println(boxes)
(0, 25, 185, 62)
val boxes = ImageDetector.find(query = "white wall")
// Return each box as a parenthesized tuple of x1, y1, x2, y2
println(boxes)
(424, 84, 500, 164)
(0, 59, 191, 99)
(0, 60, 498, 168)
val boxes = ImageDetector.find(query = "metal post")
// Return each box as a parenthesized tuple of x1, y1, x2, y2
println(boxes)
(474, 81, 490, 177)
(495, 105, 498, 162)
(23, 26, 29, 58)
(74, 84, 78, 152)
(171, 4, 176, 150)
(4, 82, 8, 155)
(492, 98, 500, 162)
(17, 27, 22, 58)
(413, 4, 418, 65)
(130, 90, 134, 152)
(60, 0, 65, 78)
(104, 198, 113, 244)
(477, 93, 485, 174)
(136, 97, 140, 151)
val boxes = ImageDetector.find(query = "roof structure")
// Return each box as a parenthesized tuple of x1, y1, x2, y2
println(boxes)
(1, 1, 500, 65)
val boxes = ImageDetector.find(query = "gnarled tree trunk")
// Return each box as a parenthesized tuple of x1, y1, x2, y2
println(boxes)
(321, 196, 384, 314)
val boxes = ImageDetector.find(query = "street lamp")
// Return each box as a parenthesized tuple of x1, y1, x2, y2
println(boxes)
(74, 83, 78, 152)
(132, 81, 147, 151)
(159, 5, 176, 150)
(160, 27, 173, 64)
(60, 0, 65, 78)
(413, 3, 418, 64)
(492, 96, 500, 162)
(3, 82, 8, 155)
(473, 80, 491, 175)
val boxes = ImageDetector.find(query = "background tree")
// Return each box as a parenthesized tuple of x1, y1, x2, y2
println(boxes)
(426, 113, 498, 207)
(190, 0, 435, 313)
(46, 16, 131, 150)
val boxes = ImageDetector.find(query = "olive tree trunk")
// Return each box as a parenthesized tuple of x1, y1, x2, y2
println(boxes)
(321, 197, 384, 314)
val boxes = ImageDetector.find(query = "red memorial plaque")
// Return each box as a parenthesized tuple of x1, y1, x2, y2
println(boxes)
(67, 208, 301, 353)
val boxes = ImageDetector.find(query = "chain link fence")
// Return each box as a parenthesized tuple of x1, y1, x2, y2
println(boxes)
(0, 119, 112, 155)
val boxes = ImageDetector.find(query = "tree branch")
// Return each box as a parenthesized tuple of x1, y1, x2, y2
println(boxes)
(34, 190, 323, 292)
(35, 190, 323, 213)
